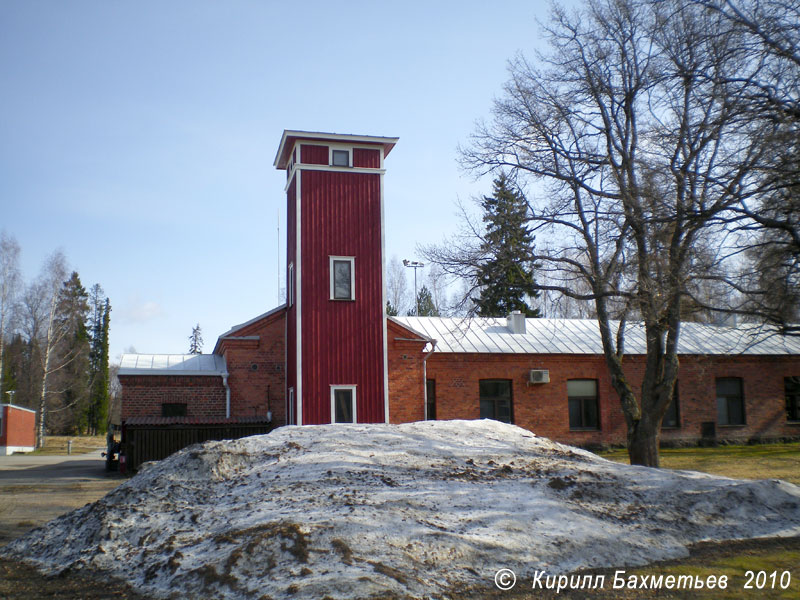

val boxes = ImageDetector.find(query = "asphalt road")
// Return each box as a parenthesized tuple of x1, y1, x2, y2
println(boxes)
(0, 449, 125, 547)
(0, 449, 109, 484)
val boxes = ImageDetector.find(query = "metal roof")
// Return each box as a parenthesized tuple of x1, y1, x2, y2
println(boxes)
(118, 354, 228, 376)
(217, 304, 286, 339)
(393, 317, 800, 356)
(273, 130, 399, 169)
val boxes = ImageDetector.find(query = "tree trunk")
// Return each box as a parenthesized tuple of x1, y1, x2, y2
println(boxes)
(628, 420, 660, 467)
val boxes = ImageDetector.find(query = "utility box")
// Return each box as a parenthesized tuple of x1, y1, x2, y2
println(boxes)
(529, 369, 550, 384)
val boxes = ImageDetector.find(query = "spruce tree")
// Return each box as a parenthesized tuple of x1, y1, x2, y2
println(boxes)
(475, 174, 540, 317)
(55, 272, 91, 434)
(189, 324, 203, 354)
(87, 286, 110, 435)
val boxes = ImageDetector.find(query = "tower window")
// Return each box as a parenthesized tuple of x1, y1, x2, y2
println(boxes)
(330, 256, 355, 300)
(331, 149, 350, 167)
(287, 262, 294, 307)
(331, 386, 357, 423)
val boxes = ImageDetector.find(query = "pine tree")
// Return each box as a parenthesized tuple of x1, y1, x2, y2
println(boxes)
(475, 174, 540, 317)
(407, 286, 439, 316)
(189, 324, 203, 354)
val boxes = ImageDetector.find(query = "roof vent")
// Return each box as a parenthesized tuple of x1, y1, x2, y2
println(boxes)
(507, 311, 526, 334)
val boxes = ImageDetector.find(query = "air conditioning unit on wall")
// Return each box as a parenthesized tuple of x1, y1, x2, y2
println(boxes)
(529, 369, 550, 384)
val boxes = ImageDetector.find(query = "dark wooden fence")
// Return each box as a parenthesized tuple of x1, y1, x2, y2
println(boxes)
(122, 422, 273, 472)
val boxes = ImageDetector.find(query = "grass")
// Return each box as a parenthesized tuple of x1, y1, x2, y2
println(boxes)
(32, 435, 107, 455)
(598, 442, 800, 485)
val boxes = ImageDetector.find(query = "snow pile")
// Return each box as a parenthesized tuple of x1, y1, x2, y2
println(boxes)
(3, 420, 800, 599)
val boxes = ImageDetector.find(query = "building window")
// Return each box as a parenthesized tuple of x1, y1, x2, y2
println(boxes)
(426, 379, 436, 420)
(662, 382, 680, 428)
(479, 379, 513, 423)
(162, 403, 187, 418)
(331, 386, 357, 423)
(716, 377, 745, 426)
(331, 148, 350, 167)
(786, 377, 800, 422)
(330, 256, 355, 300)
(568, 379, 599, 430)
(287, 262, 294, 307)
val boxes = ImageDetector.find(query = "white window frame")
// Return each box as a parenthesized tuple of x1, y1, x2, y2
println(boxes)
(287, 387, 295, 425)
(329, 146, 352, 168)
(331, 385, 357, 423)
(287, 262, 294, 307)
(330, 256, 355, 301)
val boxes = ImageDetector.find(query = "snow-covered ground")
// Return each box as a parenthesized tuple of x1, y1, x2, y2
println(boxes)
(3, 420, 799, 599)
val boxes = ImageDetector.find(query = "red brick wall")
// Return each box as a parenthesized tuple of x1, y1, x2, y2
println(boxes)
(219, 310, 287, 425)
(120, 375, 226, 419)
(387, 320, 427, 423)
(414, 352, 800, 446)
(1, 405, 36, 448)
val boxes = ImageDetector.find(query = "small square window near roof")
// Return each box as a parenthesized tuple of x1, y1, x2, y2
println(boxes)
(331, 149, 350, 167)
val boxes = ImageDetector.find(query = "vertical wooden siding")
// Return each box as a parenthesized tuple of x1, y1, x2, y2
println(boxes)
(300, 144, 329, 165)
(286, 178, 297, 423)
(300, 169, 385, 424)
(353, 148, 380, 168)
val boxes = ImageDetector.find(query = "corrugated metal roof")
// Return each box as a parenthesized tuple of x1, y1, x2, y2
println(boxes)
(393, 317, 800, 356)
(118, 354, 227, 376)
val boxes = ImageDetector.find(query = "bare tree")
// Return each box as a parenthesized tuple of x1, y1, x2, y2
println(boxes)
(694, 0, 800, 332)
(424, 264, 452, 316)
(386, 256, 412, 316)
(34, 252, 69, 448)
(462, 0, 775, 466)
(0, 232, 21, 397)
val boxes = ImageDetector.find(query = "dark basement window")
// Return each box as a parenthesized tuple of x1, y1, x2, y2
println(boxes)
(162, 403, 187, 418)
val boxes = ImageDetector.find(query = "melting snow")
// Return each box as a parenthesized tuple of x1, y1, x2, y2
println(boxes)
(3, 420, 800, 599)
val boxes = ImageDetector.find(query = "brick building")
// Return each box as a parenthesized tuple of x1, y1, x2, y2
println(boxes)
(119, 130, 800, 458)
(0, 404, 36, 455)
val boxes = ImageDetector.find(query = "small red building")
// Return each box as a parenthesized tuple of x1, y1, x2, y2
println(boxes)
(117, 130, 800, 464)
(0, 404, 36, 455)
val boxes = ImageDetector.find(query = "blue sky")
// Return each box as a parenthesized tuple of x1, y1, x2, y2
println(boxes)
(0, 0, 558, 360)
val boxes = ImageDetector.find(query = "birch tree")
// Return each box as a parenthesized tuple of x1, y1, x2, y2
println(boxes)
(35, 252, 69, 447)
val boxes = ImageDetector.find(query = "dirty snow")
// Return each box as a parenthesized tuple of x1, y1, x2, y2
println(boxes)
(3, 420, 800, 599)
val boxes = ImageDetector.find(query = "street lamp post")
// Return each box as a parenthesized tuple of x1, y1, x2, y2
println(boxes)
(403, 259, 425, 315)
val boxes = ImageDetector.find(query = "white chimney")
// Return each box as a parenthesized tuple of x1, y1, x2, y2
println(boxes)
(506, 311, 526, 334)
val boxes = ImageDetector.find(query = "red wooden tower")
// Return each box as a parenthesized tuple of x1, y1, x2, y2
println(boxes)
(274, 131, 399, 425)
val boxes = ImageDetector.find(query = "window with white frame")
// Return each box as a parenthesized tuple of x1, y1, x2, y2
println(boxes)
(331, 386, 357, 423)
(287, 387, 295, 425)
(331, 148, 350, 167)
(287, 263, 294, 307)
(330, 256, 355, 300)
